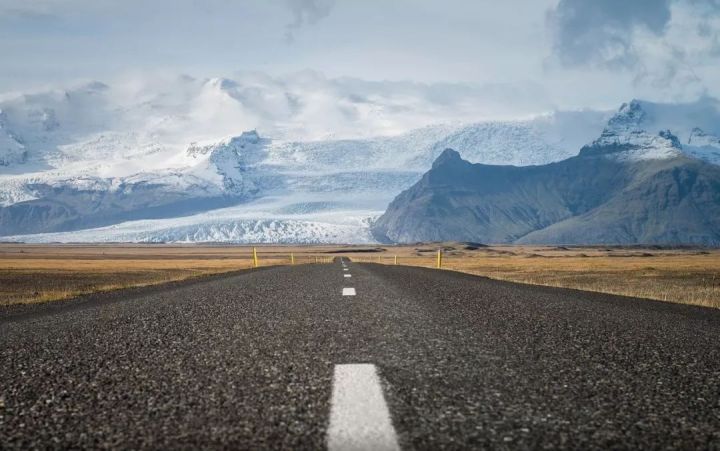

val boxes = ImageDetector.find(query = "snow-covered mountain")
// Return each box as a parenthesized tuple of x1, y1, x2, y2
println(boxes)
(1, 75, 718, 243)
(601, 98, 720, 164)
(373, 99, 720, 245)
(0, 109, 26, 166)
(582, 105, 684, 162)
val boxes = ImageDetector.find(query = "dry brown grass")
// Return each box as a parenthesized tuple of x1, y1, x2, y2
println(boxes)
(2, 243, 719, 309)
(0, 244, 335, 306)
(352, 244, 720, 309)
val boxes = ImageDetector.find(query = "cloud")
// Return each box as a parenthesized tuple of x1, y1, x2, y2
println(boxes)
(545, 0, 720, 100)
(547, 0, 672, 68)
(283, 0, 335, 43)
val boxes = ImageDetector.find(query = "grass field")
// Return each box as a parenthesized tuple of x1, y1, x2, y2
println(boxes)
(0, 244, 332, 306)
(353, 244, 720, 309)
(1, 243, 719, 308)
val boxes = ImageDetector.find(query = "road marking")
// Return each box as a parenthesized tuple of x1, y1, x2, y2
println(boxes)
(343, 268, 349, 271)
(342, 288, 356, 296)
(327, 364, 400, 451)
(344, 274, 352, 278)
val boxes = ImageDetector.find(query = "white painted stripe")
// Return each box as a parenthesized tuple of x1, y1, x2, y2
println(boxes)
(343, 268, 349, 271)
(342, 288, 356, 296)
(344, 274, 352, 278)
(327, 364, 400, 451)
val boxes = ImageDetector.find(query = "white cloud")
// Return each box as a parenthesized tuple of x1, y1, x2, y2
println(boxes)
(0, 71, 559, 144)
(0, 0, 718, 111)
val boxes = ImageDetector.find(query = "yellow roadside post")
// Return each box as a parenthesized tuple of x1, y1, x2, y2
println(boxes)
(290, 253, 295, 265)
(394, 255, 398, 265)
(436, 249, 442, 269)
(252, 247, 259, 268)
(315, 256, 318, 264)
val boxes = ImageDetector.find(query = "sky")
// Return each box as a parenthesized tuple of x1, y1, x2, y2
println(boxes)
(1, 0, 719, 113)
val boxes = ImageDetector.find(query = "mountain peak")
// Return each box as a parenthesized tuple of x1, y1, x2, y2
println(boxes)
(233, 130, 261, 145)
(580, 128, 683, 161)
(578, 100, 685, 161)
(658, 129, 681, 149)
(608, 99, 645, 131)
(432, 148, 463, 168)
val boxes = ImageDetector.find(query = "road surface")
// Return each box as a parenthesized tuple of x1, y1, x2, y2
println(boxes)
(2, 260, 720, 449)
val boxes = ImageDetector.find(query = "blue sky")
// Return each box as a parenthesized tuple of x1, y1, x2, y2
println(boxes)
(1, 0, 719, 111)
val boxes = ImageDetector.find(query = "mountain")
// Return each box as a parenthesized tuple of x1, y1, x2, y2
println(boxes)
(372, 103, 720, 245)
(0, 77, 611, 242)
(2, 77, 719, 244)
(0, 130, 266, 236)
(606, 98, 720, 165)
(0, 110, 26, 166)
(411, 110, 610, 168)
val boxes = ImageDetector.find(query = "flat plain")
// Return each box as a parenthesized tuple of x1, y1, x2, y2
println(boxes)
(0, 244, 331, 306)
(1, 243, 719, 308)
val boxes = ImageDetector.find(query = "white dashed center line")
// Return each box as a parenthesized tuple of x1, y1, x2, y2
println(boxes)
(327, 364, 400, 451)
(343, 268, 349, 271)
(342, 288, 356, 296)
(344, 274, 352, 278)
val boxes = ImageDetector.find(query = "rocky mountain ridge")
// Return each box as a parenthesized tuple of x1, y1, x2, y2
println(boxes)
(372, 101, 720, 245)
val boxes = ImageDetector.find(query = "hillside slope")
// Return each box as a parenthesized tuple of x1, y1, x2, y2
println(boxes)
(373, 137, 720, 245)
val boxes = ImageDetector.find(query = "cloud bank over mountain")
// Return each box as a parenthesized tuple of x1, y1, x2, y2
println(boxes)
(1, 0, 719, 111)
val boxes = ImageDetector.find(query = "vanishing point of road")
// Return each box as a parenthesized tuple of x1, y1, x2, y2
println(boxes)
(2, 259, 720, 449)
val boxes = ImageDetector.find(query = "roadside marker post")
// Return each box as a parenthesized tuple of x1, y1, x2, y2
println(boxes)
(291, 253, 295, 265)
(436, 250, 442, 269)
(394, 255, 398, 265)
(253, 247, 259, 268)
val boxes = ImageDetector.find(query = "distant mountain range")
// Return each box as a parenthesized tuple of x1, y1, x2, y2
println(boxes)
(1, 77, 720, 244)
(373, 100, 720, 245)
(0, 76, 608, 242)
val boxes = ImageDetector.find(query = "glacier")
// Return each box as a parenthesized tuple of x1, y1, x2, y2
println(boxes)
(2, 75, 720, 243)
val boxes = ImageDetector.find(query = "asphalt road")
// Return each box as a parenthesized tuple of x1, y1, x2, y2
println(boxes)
(2, 260, 720, 450)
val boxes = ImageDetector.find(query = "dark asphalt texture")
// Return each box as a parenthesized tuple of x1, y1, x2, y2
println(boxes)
(2, 260, 720, 450)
